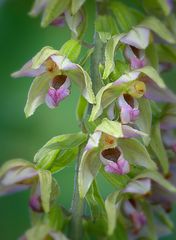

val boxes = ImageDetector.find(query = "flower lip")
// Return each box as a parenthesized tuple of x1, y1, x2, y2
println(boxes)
(101, 147, 121, 162)
(52, 75, 67, 89)
(123, 94, 135, 108)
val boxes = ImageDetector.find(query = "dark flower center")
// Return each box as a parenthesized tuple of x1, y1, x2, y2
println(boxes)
(124, 94, 134, 108)
(101, 147, 120, 162)
(52, 75, 67, 89)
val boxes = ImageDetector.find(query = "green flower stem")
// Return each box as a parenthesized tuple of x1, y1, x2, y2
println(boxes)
(70, 145, 84, 240)
(70, 1, 108, 239)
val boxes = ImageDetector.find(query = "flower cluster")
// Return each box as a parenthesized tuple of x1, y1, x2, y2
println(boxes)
(1, 0, 176, 239)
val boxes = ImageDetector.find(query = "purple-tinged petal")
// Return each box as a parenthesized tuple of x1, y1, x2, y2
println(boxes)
(85, 131, 102, 151)
(141, 77, 176, 103)
(114, 71, 140, 85)
(123, 179, 151, 195)
(122, 125, 147, 138)
(1, 167, 38, 186)
(0, 184, 29, 196)
(105, 158, 130, 175)
(124, 46, 146, 69)
(162, 130, 176, 152)
(100, 147, 130, 175)
(107, 102, 116, 120)
(51, 14, 65, 27)
(120, 27, 150, 49)
(11, 60, 46, 78)
(118, 94, 139, 124)
(51, 55, 77, 71)
(45, 77, 71, 108)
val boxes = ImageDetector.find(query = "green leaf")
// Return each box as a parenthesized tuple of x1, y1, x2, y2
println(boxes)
(35, 147, 78, 173)
(156, 44, 176, 64)
(24, 73, 51, 117)
(138, 66, 166, 88)
(66, 65, 95, 104)
(48, 204, 63, 231)
(118, 138, 157, 170)
(38, 170, 52, 213)
(135, 170, 176, 192)
(59, 39, 81, 62)
(86, 181, 105, 220)
(105, 190, 122, 235)
(146, 43, 159, 70)
(109, 60, 130, 82)
(95, 15, 119, 39)
(103, 34, 124, 79)
(96, 118, 123, 139)
(71, 0, 85, 15)
(76, 95, 88, 122)
(90, 83, 128, 121)
(110, 2, 144, 32)
(140, 16, 176, 44)
(135, 98, 152, 146)
(154, 206, 174, 230)
(140, 200, 157, 240)
(143, 0, 171, 16)
(39, 132, 87, 150)
(41, 0, 70, 27)
(78, 148, 101, 198)
(32, 46, 59, 69)
(150, 123, 169, 175)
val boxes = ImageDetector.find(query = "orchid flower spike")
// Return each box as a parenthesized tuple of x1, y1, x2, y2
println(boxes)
(12, 46, 95, 117)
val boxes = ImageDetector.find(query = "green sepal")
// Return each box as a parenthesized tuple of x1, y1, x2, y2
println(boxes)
(86, 181, 105, 220)
(135, 98, 152, 146)
(38, 170, 53, 213)
(89, 82, 128, 121)
(41, 0, 70, 27)
(59, 39, 82, 62)
(154, 206, 174, 231)
(95, 118, 123, 139)
(76, 95, 88, 122)
(146, 43, 159, 70)
(156, 44, 176, 64)
(78, 148, 101, 198)
(48, 204, 64, 231)
(138, 66, 166, 88)
(0, 159, 34, 178)
(71, 0, 85, 15)
(118, 138, 157, 170)
(140, 16, 176, 44)
(150, 123, 169, 175)
(24, 73, 51, 118)
(105, 190, 122, 235)
(103, 34, 124, 79)
(66, 65, 95, 104)
(32, 46, 59, 69)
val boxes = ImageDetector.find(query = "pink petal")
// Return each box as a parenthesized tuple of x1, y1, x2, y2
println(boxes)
(12, 60, 46, 78)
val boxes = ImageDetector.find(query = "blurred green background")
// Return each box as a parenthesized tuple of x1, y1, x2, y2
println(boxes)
(0, 0, 176, 239)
